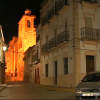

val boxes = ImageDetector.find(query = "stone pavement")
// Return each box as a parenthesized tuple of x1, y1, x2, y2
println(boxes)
(0, 84, 7, 91)
(34, 83, 75, 92)
(0, 81, 75, 99)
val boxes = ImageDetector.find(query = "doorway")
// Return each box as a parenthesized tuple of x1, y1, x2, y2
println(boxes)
(86, 55, 95, 73)
(54, 61, 57, 85)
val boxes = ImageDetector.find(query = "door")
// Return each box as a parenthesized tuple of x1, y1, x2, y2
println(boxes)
(35, 69, 36, 83)
(86, 56, 95, 73)
(54, 61, 57, 85)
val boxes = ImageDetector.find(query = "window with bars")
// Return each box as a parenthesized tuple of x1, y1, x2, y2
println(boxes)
(45, 64, 48, 77)
(64, 57, 68, 74)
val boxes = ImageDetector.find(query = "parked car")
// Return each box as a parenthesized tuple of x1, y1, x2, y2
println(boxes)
(75, 71, 100, 100)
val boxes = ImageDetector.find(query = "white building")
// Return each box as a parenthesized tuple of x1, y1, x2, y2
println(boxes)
(23, 24, 41, 84)
(39, 0, 100, 87)
(0, 25, 6, 83)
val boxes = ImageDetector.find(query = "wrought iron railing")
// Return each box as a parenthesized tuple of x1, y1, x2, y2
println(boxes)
(41, 31, 69, 53)
(41, 43, 49, 53)
(48, 6, 57, 20)
(49, 38, 57, 49)
(83, 0, 99, 3)
(81, 27, 100, 40)
(42, 15, 49, 26)
(57, 0, 69, 12)
(57, 31, 69, 45)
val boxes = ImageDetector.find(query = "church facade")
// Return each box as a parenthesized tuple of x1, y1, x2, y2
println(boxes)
(5, 9, 36, 81)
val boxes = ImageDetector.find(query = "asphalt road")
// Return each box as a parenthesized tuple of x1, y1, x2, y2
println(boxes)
(0, 81, 75, 99)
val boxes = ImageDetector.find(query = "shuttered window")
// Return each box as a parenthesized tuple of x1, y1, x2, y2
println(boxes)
(85, 17, 93, 28)
(45, 64, 48, 77)
(64, 57, 68, 74)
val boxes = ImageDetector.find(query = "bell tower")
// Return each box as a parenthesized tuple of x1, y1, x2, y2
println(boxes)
(17, 9, 36, 79)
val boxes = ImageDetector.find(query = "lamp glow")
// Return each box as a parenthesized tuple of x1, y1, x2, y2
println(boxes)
(3, 46, 7, 51)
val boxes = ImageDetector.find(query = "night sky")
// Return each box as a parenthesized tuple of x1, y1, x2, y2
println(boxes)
(0, 0, 43, 45)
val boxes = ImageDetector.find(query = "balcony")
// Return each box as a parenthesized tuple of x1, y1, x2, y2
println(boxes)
(32, 53, 40, 64)
(42, 15, 49, 26)
(83, 0, 99, 3)
(81, 27, 100, 41)
(48, 6, 58, 22)
(49, 38, 57, 50)
(41, 31, 69, 54)
(57, 0, 69, 14)
(41, 43, 49, 53)
(57, 31, 69, 45)
(81, 0, 99, 10)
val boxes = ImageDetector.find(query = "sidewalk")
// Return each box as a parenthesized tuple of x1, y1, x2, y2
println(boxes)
(34, 83, 75, 92)
(0, 84, 7, 91)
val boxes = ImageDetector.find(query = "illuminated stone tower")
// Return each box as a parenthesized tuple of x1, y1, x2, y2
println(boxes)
(17, 9, 36, 80)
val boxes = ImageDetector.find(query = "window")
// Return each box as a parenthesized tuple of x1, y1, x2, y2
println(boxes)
(64, 57, 68, 74)
(27, 20, 31, 27)
(85, 17, 93, 28)
(37, 68, 39, 78)
(45, 64, 48, 77)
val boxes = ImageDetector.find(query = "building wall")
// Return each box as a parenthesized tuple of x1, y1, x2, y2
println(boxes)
(40, 0, 75, 87)
(5, 36, 18, 78)
(40, 0, 100, 87)
(17, 10, 36, 80)
(5, 10, 36, 81)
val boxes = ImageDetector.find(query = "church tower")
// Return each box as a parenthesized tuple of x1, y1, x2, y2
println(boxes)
(17, 9, 36, 79)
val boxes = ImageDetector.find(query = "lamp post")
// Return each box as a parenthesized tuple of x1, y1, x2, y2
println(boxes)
(2, 44, 7, 83)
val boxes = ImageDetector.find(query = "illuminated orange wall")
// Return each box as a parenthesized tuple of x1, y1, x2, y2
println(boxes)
(17, 12, 36, 79)
(5, 10, 36, 80)
(5, 36, 18, 76)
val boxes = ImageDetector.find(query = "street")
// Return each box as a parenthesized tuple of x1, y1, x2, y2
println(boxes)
(0, 81, 75, 99)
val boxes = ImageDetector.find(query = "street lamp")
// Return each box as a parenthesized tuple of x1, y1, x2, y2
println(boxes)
(3, 46, 7, 51)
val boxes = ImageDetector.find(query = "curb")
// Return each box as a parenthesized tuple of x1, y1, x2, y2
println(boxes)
(0, 84, 7, 92)
(35, 85, 75, 92)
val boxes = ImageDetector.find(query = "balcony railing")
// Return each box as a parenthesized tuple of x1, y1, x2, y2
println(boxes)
(42, 15, 49, 26)
(41, 43, 49, 53)
(57, 31, 69, 45)
(49, 38, 57, 50)
(83, 0, 99, 3)
(41, 31, 69, 53)
(48, 6, 57, 20)
(81, 27, 100, 41)
(57, 0, 69, 12)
